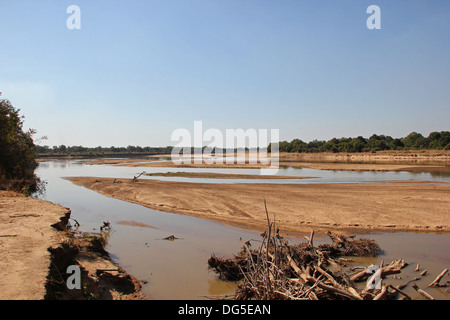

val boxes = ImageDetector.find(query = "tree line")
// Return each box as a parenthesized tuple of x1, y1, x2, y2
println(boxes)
(38, 131, 450, 156)
(272, 131, 450, 153)
(35, 145, 173, 155)
(3, 93, 447, 197)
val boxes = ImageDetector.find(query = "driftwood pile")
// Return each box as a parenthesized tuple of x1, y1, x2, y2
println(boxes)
(208, 204, 448, 300)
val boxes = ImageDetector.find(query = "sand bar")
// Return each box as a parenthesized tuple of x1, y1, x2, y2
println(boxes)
(83, 156, 450, 173)
(279, 162, 450, 173)
(65, 177, 450, 236)
(145, 172, 318, 179)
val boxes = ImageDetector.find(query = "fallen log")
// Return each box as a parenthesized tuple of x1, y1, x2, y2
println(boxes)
(386, 285, 412, 300)
(207, 205, 447, 300)
(398, 276, 421, 290)
(428, 268, 448, 288)
(412, 283, 435, 300)
(373, 284, 389, 300)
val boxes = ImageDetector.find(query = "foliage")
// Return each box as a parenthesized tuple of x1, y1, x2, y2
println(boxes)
(35, 144, 174, 155)
(274, 131, 450, 153)
(0, 97, 41, 194)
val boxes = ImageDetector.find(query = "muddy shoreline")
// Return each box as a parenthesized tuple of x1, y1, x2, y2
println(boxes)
(0, 191, 146, 300)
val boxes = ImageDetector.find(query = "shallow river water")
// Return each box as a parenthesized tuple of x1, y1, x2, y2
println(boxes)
(35, 159, 450, 299)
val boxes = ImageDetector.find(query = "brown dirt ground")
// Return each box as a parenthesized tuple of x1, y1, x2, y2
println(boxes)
(0, 192, 70, 299)
(0, 191, 146, 300)
(65, 177, 450, 236)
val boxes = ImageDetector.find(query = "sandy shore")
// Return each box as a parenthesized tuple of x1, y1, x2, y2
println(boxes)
(279, 161, 450, 173)
(145, 172, 318, 179)
(89, 158, 448, 173)
(0, 192, 71, 299)
(132, 159, 449, 173)
(0, 191, 146, 300)
(82, 152, 450, 173)
(65, 177, 450, 236)
(112, 161, 269, 169)
(279, 150, 450, 163)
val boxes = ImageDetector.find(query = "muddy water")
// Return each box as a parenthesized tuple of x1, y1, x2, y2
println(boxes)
(36, 160, 257, 299)
(35, 160, 450, 299)
(349, 232, 450, 300)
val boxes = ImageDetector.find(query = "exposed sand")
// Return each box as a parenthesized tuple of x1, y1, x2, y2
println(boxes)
(83, 158, 159, 166)
(145, 172, 318, 180)
(279, 161, 450, 173)
(82, 153, 450, 173)
(65, 177, 450, 236)
(279, 150, 450, 163)
(111, 161, 270, 169)
(118, 159, 450, 174)
(0, 192, 70, 299)
(0, 191, 146, 300)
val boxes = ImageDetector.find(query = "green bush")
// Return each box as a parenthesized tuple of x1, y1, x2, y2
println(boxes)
(0, 97, 41, 194)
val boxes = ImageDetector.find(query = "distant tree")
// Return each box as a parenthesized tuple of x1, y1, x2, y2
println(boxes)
(307, 139, 326, 153)
(0, 97, 41, 194)
(135, 146, 143, 153)
(402, 132, 426, 150)
(425, 131, 450, 150)
(278, 141, 292, 153)
(389, 138, 404, 150)
(322, 138, 339, 153)
(35, 145, 51, 154)
(290, 139, 307, 152)
(271, 131, 450, 153)
(127, 145, 137, 153)
(350, 136, 366, 152)
(438, 131, 450, 149)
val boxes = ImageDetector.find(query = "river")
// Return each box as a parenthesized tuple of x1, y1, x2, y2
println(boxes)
(35, 159, 450, 299)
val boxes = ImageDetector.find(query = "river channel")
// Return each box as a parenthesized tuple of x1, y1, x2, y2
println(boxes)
(35, 159, 450, 299)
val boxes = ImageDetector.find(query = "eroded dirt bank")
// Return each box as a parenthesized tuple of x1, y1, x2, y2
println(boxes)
(0, 191, 146, 300)
(66, 177, 450, 236)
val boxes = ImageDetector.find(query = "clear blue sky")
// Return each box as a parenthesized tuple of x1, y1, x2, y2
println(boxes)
(1, 0, 449, 147)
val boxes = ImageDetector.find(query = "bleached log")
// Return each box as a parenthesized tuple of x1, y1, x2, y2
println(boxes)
(412, 283, 435, 300)
(373, 284, 389, 300)
(428, 268, 448, 287)
(386, 285, 412, 300)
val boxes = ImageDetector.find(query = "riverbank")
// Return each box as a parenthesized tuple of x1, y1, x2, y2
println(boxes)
(279, 150, 450, 164)
(86, 158, 449, 173)
(279, 161, 450, 173)
(80, 150, 450, 173)
(65, 177, 450, 236)
(0, 191, 146, 300)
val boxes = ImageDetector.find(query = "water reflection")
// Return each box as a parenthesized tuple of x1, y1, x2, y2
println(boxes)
(36, 158, 450, 184)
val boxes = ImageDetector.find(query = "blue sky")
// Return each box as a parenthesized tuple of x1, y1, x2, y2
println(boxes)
(1, 0, 449, 147)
